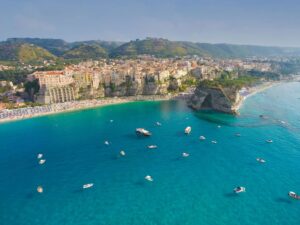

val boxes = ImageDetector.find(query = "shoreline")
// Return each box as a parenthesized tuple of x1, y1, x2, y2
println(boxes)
(0, 95, 175, 124)
(234, 81, 282, 113)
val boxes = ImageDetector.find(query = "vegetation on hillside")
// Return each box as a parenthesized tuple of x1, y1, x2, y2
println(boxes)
(2, 37, 300, 61)
(199, 74, 259, 90)
(63, 44, 108, 59)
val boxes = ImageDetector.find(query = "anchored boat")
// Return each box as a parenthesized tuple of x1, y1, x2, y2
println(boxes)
(234, 186, 246, 193)
(185, 126, 192, 134)
(288, 191, 300, 200)
(136, 128, 152, 137)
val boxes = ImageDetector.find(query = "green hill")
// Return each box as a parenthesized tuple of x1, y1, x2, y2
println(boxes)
(0, 43, 56, 63)
(1, 37, 300, 61)
(110, 38, 205, 57)
(63, 44, 108, 59)
(111, 38, 300, 58)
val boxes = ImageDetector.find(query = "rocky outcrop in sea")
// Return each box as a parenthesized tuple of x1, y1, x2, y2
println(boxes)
(188, 85, 242, 114)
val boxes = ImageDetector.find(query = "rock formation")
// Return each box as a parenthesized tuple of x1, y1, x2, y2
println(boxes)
(188, 85, 242, 114)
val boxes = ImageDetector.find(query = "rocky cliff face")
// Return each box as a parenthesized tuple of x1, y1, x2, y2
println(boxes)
(188, 85, 241, 114)
(102, 76, 181, 97)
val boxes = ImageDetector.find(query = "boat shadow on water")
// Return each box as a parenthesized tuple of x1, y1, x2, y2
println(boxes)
(274, 197, 293, 204)
(223, 192, 240, 198)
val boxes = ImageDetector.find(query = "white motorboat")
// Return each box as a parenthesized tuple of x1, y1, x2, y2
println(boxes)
(83, 183, 94, 189)
(182, 152, 190, 157)
(235, 133, 241, 137)
(37, 153, 43, 159)
(266, 139, 273, 143)
(199, 136, 206, 140)
(288, 191, 300, 200)
(39, 159, 46, 165)
(217, 125, 221, 128)
(37, 186, 43, 193)
(185, 126, 192, 134)
(104, 141, 110, 145)
(256, 158, 266, 163)
(156, 122, 162, 126)
(148, 145, 158, 149)
(136, 128, 152, 136)
(211, 140, 217, 144)
(234, 186, 246, 193)
(120, 150, 126, 156)
(145, 175, 153, 182)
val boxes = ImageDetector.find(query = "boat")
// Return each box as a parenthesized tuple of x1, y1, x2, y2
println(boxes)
(184, 126, 192, 134)
(83, 183, 94, 189)
(266, 139, 273, 143)
(256, 158, 266, 163)
(37, 153, 43, 159)
(37, 186, 43, 193)
(217, 125, 221, 128)
(235, 133, 241, 137)
(104, 141, 110, 145)
(211, 140, 217, 144)
(156, 122, 162, 126)
(39, 159, 46, 165)
(199, 136, 206, 140)
(145, 175, 153, 182)
(182, 152, 190, 157)
(148, 145, 157, 149)
(288, 191, 300, 200)
(136, 128, 152, 136)
(120, 150, 126, 156)
(234, 186, 246, 193)
(110, 119, 114, 123)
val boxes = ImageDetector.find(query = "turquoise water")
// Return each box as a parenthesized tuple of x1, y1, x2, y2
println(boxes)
(0, 82, 300, 225)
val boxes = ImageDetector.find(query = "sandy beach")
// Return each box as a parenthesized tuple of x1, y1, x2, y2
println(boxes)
(0, 82, 282, 123)
(234, 81, 281, 112)
(0, 95, 174, 124)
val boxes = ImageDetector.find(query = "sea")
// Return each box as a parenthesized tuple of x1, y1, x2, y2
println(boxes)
(0, 82, 300, 225)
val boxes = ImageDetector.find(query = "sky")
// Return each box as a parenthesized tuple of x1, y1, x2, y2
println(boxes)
(0, 0, 300, 47)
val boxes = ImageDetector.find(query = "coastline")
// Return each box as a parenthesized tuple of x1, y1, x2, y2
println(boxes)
(0, 82, 285, 123)
(0, 95, 174, 124)
(234, 81, 282, 113)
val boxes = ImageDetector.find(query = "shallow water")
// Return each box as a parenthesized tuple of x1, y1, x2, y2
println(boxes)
(0, 82, 300, 225)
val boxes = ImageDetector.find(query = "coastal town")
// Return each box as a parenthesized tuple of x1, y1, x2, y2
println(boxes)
(0, 55, 296, 122)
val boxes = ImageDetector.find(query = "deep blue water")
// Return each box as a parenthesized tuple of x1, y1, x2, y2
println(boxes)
(0, 82, 300, 225)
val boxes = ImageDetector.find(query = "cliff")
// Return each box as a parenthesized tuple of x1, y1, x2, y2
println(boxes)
(188, 85, 242, 114)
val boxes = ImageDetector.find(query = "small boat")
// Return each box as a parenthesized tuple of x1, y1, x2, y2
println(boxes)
(256, 158, 266, 163)
(37, 186, 43, 193)
(104, 141, 110, 145)
(148, 145, 157, 149)
(39, 159, 46, 165)
(182, 152, 190, 157)
(211, 140, 217, 144)
(217, 125, 221, 128)
(136, 128, 152, 136)
(199, 136, 206, 140)
(234, 186, 246, 193)
(156, 122, 162, 126)
(288, 191, 300, 200)
(280, 120, 286, 124)
(145, 175, 153, 182)
(37, 154, 43, 159)
(110, 119, 114, 123)
(266, 139, 273, 143)
(235, 133, 241, 137)
(83, 183, 94, 189)
(185, 126, 192, 134)
(259, 115, 268, 119)
(120, 150, 126, 156)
